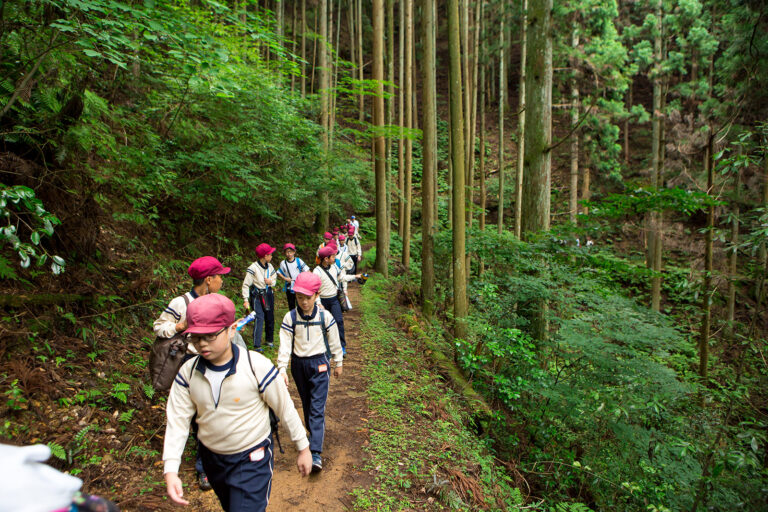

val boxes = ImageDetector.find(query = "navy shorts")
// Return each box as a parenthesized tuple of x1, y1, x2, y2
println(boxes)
(198, 436, 274, 512)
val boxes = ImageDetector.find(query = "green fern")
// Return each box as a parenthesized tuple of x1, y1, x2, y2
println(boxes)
(47, 442, 67, 461)
(143, 383, 156, 400)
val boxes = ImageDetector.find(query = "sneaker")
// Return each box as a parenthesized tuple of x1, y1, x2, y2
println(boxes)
(198, 472, 212, 491)
(311, 453, 323, 473)
(342, 347, 347, 356)
(267, 342, 274, 348)
(255, 347, 263, 353)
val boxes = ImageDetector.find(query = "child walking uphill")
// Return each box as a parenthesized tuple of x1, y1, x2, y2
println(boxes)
(276, 243, 310, 312)
(242, 243, 277, 351)
(163, 293, 312, 511)
(153, 255, 231, 491)
(277, 272, 343, 473)
(314, 245, 360, 355)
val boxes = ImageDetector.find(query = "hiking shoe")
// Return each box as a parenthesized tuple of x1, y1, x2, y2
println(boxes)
(311, 453, 323, 473)
(267, 342, 274, 348)
(342, 347, 347, 356)
(198, 472, 212, 491)
(254, 347, 263, 353)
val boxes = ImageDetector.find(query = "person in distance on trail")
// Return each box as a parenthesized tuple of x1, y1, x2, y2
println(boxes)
(314, 245, 360, 355)
(349, 215, 360, 238)
(242, 243, 277, 352)
(316, 232, 333, 264)
(277, 272, 343, 473)
(153, 255, 231, 491)
(163, 294, 312, 511)
(336, 234, 355, 310)
(346, 226, 362, 274)
(276, 243, 310, 312)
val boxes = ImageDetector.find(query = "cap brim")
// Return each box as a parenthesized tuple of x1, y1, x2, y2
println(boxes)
(219, 267, 231, 274)
(183, 323, 230, 334)
(293, 285, 318, 296)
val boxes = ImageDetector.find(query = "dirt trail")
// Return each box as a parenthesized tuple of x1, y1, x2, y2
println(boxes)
(180, 284, 372, 511)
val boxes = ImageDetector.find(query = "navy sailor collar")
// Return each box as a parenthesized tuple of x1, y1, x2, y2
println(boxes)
(194, 342, 239, 377)
(298, 305, 318, 321)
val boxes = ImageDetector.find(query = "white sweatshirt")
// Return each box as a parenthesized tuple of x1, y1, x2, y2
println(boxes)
(277, 306, 343, 374)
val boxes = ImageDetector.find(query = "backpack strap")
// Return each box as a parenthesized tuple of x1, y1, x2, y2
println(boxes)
(320, 265, 340, 290)
(291, 308, 330, 359)
(244, 349, 285, 454)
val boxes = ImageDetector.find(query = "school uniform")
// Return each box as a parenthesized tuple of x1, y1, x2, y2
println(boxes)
(164, 344, 309, 512)
(277, 257, 309, 311)
(346, 235, 362, 273)
(278, 306, 343, 454)
(335, 245, 355, 309)
(242, 261, 276, 350)
(313, 265, 356, 349)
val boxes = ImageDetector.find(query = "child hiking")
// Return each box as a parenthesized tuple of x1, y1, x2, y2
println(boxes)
(276, 243, 310, 312)
(242, 243, 277, 351)
(163, 293, 312, 511)
(153, 255, 231, 491)
(277, 272, 343, 472)
(314, 245, 360, 355)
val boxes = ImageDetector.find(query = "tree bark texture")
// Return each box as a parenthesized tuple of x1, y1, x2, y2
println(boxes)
(373, 0, 389, 277)
(403, 0, 414, 268)
(514, 0, 527, 238)
(421, 0, 437, 319)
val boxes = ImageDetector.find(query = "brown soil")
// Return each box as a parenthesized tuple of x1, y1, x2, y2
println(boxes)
(150, 284, 373, 511)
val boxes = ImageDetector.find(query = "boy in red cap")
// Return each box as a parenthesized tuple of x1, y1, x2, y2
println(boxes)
(242, 243, 277, 352)
(163, 294, 312, 511)
(276, 243, 310, 312)
(314, 246, 361, 355)
(278, 272, 343, 473)
(153, 255, 230, 490)
(346, 227, 362, 274)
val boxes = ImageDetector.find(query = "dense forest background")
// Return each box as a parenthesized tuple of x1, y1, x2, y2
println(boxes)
(1, 0, 767, 510)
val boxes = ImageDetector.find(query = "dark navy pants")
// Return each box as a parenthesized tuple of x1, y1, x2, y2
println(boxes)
(181, 353, 204, 474)
(285, 290, 296, 311)
(320, 296, 345, 349)
(291, 353, 330, 454)
(198, 436, 274, 512)
(350, 255, 358, 274)
(250, 289, 274, 349)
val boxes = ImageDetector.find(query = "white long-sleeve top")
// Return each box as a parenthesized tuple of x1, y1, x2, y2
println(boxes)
(241, 261, 276, 302)
(277, 257, 310, 291)
(277, 306, 343, 374)
(346, 235, 362, 258)
(313, 264, 356, 300)
(163, 344, 309, 474)
(153, 290, 197, 339)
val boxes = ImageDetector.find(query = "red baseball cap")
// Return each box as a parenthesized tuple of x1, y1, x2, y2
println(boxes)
(339, 234, 346, 241)
(255, 243, 276, 258)
(188, 256, 231, 280)
(323, 232, 333, 240)
(318, 245, 335, 259)
(283, 243, 296, 252)
(184, 294, 235, 334)
(293, 272, 321, 296)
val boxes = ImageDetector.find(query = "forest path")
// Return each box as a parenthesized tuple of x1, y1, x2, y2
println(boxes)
(182, 284, 372, 511)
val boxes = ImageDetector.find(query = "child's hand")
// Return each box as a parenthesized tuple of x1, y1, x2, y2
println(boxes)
(282, 373, 289, 386)
(334, 366, 343, 378)
(165, 472, 189, 505)
(297, 447, 313, 476)
(175, 319, 188, 333)
(243, 300, 250, 311)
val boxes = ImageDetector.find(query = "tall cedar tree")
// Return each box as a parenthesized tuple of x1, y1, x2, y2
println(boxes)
(373, 0, 389, 277)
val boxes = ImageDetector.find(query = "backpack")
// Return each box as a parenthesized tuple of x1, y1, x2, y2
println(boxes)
(289, 309, 331, 358)
(149, 294, 190, 392)
(186, 349, 286, 454)
(320, 266, 349, 312)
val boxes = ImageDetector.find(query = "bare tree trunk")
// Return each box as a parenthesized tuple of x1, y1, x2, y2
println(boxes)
(422, 0, 437, 318)
(726, 165, 741, 339)
(497, 6, 506, 234)
(465, 0, 482, 278)
(649, 0, 664, 312)
(569, 26, 579, 225)
(301, 0, 307, 98)
(758, 148, 768, 303)
(624, 82, 632, 164)
(514, 0, 527, 238)
(480, 59, 487, 234)
(319, 0, 330, 230)
(291, 0, 297, 93)
(403, 0, 414, 268)
(373, 0, 389, 277)
(357, 0, 365, 123)
(386, 0, 395, 231)
(397, 0, 405, 238)
(699, 131, 715, 379)
(311, 7, 319, 95)
(449, 0, 467, 340)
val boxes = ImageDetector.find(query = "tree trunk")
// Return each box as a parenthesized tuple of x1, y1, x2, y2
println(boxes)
(699, 131, 714, 379)
(357, 0, 365, 123)
(569, 26, 579, 225)
(449, 0, 468, 340)
(301, 0, 307, 98)
(318, 0, 330, 231)
(624, 82, 632, 164)
(397, 0, 405, 238)
(480, 60, 487, 234)
(649, 0, 664, 312)
(514, 0, 527, 238)
(310, 6, 319, 95)
(465, 0, 482, 278)
(521, 0, 553, 342)
(758, 147, 768, 303)
(373, 0, 389, 277)
(497, 7, 506, 234)
(386, 0, 395, 232)
(403, 0, 414, 268)
(291, 0, 297, 93)
(726, 165, 740, 339)
(421, 0, 437, 319)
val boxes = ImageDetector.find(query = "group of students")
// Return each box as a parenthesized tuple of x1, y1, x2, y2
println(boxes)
(153, 217, 364, 511)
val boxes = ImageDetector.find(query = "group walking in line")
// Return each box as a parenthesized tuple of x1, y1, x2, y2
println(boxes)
(153, 217, 364, 511)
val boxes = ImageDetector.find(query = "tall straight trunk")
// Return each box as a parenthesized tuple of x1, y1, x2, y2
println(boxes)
(448, 114, 453, 228)
(357, 0, 365, 123)
(301, 0, 307, 97)
(649, 0, 664, 312)
(373, 0, 389, 277)
(514, 0, 527, 238)
(330, 0, 342, 144)
(699, 131, 715, 378)
(431, 0, 439, 228)
(521, 0, 553, 342)
(422, 0, 437, 319)
(311, 7, 319, 95)
(462, 0, 471, 175)
(624, 82, 632, 164)
(348, 0, 356, 88)
(386, 0, 395, 231)
(403, 0, 414, 268)
(480, 60, 487, 233)
(497, 7, 506, 234)
(277, 0, 284, 41)
(448, 0, 468, 340)
(581, 152, 590, 214)
(569, 26, 579, 225)
(291, 1, 297, 93)
(726, 168, 741, 337)
(318, 0, 330, 230)
(758, 148, 768, 303)
(397, 0, 405, 237)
